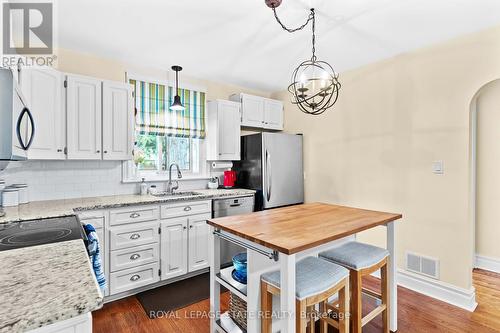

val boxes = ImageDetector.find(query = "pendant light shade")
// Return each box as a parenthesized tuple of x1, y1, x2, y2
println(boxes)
(170, 65, 185, 111)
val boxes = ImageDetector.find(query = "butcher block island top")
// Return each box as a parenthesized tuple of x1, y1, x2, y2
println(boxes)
(207, 202, 402, 254)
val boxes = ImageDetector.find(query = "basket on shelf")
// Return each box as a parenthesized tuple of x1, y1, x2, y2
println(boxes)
(229, 292, 247, 330)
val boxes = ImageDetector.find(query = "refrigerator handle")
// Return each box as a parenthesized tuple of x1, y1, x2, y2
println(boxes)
(266, 149, 271, 202)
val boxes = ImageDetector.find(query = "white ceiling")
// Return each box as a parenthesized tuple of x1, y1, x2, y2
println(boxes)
(58, 0, 500, 91)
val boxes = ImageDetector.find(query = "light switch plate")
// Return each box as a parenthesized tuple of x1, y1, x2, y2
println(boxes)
(432, 161, 444, 174)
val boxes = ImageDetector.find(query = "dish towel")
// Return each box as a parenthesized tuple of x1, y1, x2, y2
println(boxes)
(83, 224, 107, 293)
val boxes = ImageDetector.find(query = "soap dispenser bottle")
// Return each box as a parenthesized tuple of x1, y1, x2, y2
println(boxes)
(140, 178, 148, 196)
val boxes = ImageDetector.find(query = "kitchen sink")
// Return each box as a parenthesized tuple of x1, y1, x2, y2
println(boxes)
(150, 191, 202, 197)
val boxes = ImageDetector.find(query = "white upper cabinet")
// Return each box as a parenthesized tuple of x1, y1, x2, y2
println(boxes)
(18, 68, 135, 161)
(20, 67, 65, 159)
(230, 93, 283, 130)
(207, 100, 241, 161)
(263, 98, 284, 130)
(102, 81, 134, 160)
(66, 74, 102, 160)
(239, 93, 264, 127)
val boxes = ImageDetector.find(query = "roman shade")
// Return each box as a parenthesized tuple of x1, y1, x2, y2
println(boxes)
(130, 79, 206, 138)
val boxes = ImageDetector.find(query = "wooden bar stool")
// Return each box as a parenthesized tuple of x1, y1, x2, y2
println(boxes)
(319, 242, 390, 333)
(260, 256, 350, 333)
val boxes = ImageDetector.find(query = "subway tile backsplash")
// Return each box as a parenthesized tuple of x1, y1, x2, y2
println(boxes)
(1, 161, 213, 203)
(1, 161, 138, 201)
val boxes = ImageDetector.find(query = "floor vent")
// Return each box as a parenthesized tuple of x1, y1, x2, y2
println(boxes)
(405, 251, 440, 279)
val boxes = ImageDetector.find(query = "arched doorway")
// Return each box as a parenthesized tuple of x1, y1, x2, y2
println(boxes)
(470, 79, 500, 273)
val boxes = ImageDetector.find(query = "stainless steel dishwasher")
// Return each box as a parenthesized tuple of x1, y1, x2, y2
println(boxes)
(212, 195, 255, 266)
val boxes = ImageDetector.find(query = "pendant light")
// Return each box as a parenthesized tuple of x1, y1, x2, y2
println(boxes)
(170, 65, 185, 111)
(265, 0, 341, 115)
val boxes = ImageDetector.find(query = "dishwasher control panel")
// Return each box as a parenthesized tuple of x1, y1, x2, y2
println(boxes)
(212, 196, 255, 211)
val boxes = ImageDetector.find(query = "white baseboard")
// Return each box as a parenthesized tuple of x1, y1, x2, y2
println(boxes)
(371, 269, 477, 312)
(475, 254, 500, 274)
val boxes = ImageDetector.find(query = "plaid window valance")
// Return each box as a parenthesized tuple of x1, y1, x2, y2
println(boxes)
(130, 79, 206, 139)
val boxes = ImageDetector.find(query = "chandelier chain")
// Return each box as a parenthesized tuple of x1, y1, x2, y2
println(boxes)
(272, 7, 317, 61)
(311, 9, 316, 61)
(271, 7, 314, 33)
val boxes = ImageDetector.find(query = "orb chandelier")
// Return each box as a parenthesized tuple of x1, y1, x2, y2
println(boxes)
(265, 0, 341, 115)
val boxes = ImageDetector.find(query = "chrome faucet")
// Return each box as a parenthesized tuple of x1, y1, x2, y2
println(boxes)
(166, 163, 182, 194)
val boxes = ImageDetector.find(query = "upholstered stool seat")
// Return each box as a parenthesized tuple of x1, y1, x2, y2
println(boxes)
(319, 241, 389, 270)
(261, 256, 349, 300)
(260, 256, 350, 333)
(319, 242, 390, 333)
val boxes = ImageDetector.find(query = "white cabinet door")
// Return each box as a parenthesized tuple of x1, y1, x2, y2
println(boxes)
(188, 213, 211, 272)
(264, 99, 284, 130)
(240, 93, 264, 127)
(20, 67, 65, 159)
(218, 101, 240, 161)
(66, 74, 102, 159)
(28, 313, 92, 333)
(161, 217, 188, 280)
(102, 81, 134, 160)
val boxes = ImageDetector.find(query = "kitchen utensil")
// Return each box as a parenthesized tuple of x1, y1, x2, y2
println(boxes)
(223, 170, 237, 188)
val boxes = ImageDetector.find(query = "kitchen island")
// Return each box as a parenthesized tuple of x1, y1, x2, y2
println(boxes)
(207, 203, 402, 333)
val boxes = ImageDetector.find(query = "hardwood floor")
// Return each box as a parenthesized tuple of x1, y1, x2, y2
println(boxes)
(93, 269, 500, 333)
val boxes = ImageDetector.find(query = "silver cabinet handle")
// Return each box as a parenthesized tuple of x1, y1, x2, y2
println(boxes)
(130, 212, 140, 218)
(130, 233, 140, 240)
(184, 206, 192, 212)
(266, 150, 272, 202)
(130, 254, 141, 260)
(130, 274, 140, 281)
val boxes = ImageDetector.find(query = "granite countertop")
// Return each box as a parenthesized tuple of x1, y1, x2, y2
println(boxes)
(0, 188, 256, 224)
(0, 240, 103, 333)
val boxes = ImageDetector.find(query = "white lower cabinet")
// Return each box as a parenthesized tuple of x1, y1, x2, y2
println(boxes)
(188, 213, 211, 272)
(110, 243, 159, 272)
(160, 217, 188, 280)
(109, 262, 160, 295)
(95, 200, 214, 297)
(28, 313, 92, 333)
(109, 221, 160, 250)
(160, 211, 211, 280)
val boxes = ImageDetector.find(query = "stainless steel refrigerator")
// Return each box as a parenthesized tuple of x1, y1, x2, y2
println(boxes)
(233, 132, 304, 211)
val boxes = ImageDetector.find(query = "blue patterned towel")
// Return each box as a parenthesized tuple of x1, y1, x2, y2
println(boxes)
(83, 224, 107, 293)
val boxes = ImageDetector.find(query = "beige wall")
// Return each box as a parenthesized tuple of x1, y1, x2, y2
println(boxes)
(275, 25, 500, 290)
(475, 80, 500, 259)
(55, 48, 272, 101)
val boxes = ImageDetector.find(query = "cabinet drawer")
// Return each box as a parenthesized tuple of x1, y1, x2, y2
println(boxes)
(109, 221, 159, 250)
(110, 205, 159, 226)
(160, 200, 211, 219)
(110, 243, 159, 272)
(109, 263, 159, 295)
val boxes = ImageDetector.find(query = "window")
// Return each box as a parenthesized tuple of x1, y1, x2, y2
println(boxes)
(134, 134, 201, 174)
(125, 77, 207, 180)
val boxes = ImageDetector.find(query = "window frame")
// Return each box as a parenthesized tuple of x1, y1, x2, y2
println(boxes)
(122, 72, 209, 183)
